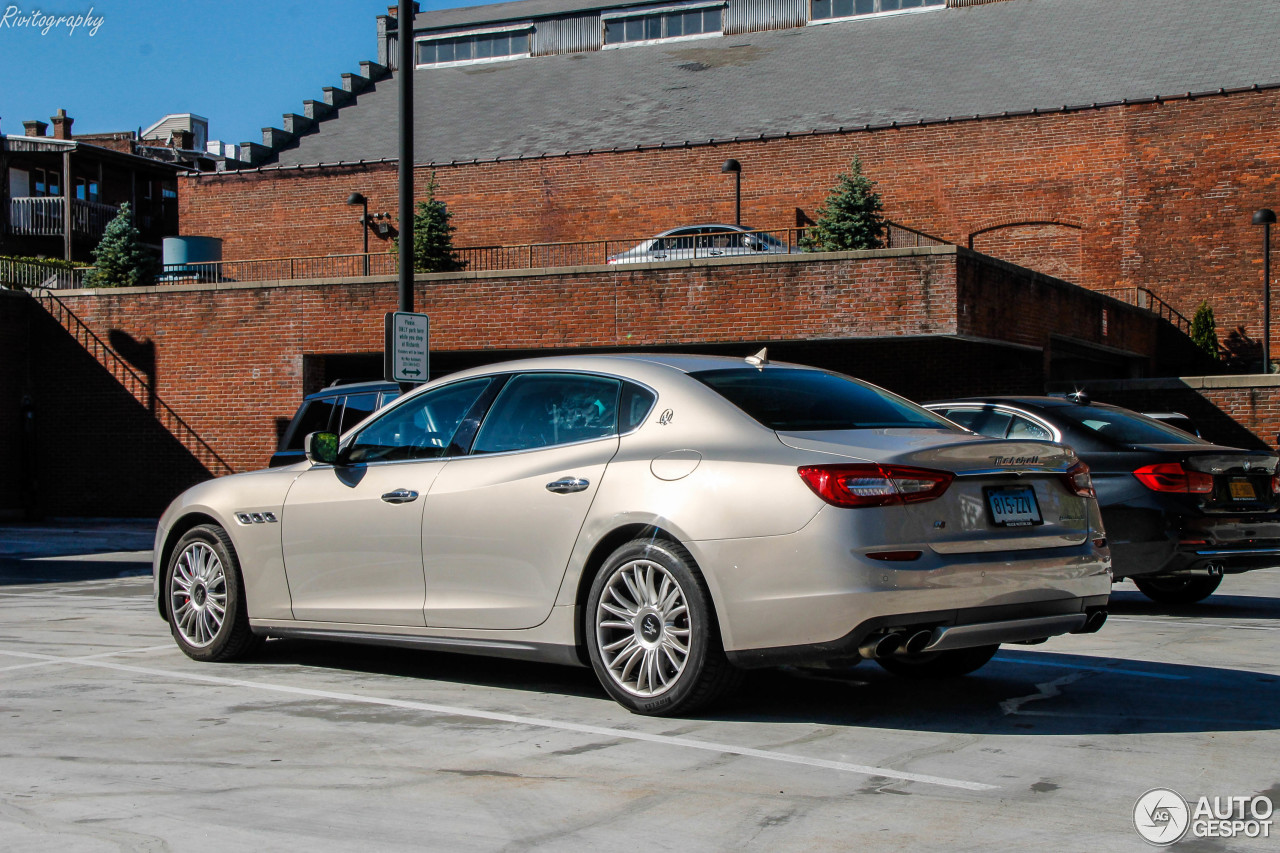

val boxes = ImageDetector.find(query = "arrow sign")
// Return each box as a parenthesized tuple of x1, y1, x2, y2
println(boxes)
(385, 311, 429, 384)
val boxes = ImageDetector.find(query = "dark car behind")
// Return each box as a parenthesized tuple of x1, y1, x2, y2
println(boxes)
(925, 396, 1280, 604)
(271, 381, 401, 468)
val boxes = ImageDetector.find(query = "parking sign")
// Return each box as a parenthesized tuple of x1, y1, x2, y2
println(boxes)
(384, 311, 429, 383)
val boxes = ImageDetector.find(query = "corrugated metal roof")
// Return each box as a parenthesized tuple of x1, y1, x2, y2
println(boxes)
(263, 0, 1280, 168)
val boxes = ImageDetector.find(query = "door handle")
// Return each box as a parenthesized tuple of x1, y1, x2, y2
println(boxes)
(381, 489, 419, 504)
(546, 477, 590, 494)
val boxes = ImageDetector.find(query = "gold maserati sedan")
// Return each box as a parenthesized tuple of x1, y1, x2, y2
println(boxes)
(153, 353, 1111, 715)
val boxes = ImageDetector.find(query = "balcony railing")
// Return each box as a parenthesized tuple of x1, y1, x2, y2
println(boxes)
(8, 197, 120, 240)
(158, 222, 951, 285)
(0, 257, 89, 289)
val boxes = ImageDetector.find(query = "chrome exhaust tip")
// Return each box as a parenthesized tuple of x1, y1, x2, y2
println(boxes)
(901, 629, 934, 655)
(858, 632, 904, 660)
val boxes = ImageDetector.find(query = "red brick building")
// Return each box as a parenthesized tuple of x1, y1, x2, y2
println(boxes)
(179, 0, 1280, 350)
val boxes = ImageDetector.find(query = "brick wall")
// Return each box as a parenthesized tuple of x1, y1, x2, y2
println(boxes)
(180, 88, 1280, 353)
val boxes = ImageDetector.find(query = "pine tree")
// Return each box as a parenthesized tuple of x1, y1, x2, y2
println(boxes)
(1190, 300, 1220, 360)
(395, 173, 466, 273)
(800, 157, 886, 252)
(83, 203, 160, 288)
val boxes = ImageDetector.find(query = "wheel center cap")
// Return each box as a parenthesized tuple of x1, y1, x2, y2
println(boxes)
(640, 613, 662, 641)
(192, 584, 207, 606)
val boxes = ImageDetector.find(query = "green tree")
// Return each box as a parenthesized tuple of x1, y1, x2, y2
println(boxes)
(800, 157, 886, 252)
(83, 203, 160, 288)
(1190, 300, 1220, 360)
(395, 173, 466, 273)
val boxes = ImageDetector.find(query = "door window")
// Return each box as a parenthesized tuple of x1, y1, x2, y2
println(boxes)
(337, 392, 379, 434)
(1007, 414, 1053, 440)
(937, 407, 1012, 438)
(347, 377, 494, 463)
(472, 373, 621, 454)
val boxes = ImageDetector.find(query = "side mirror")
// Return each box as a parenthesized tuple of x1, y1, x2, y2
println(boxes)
(304, 431, 341, 465)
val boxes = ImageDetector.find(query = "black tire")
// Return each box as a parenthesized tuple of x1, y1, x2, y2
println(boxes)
(1133, 573, 1223, 605)
(876, 644, 999, 679)
(165, 524, 262, 662)
(585, 538, 741, 716)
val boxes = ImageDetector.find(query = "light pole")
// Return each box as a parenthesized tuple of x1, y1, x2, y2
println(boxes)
(1254, 208, 1276, 373)
(347, 191, 369, 276)
(721, 158, 741, 226)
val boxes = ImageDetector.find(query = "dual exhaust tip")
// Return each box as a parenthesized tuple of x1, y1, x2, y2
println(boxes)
(858, 629, 935, 660)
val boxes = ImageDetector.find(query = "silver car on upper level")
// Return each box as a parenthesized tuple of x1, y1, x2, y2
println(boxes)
(154, 353, 1111, 716)
(606, 224, 797, 264)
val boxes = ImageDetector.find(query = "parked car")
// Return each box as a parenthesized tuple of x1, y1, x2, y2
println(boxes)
(925, 396, 1280, 604)
(271, 380, 401, 467)
(155, 354, 1110, 716)
(606, 224, 797, 264)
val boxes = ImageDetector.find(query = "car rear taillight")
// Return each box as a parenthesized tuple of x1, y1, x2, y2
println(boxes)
(1133, 462, 1213, 494)
(798, 464, 954, 508)
(1272, 472, 1280, 496)
(1060, 461, 1095, 498)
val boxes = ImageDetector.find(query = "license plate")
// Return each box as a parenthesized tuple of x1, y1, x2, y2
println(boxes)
(986, 485, 1043, 527)
(1229, 479, 1257, 500)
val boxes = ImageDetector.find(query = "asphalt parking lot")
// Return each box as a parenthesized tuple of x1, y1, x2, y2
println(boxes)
(2, 522, 1278, 851)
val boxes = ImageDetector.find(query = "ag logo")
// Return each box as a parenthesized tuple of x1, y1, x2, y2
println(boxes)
(657, 409, 674, 426)
(1134, 788, 1190, 845)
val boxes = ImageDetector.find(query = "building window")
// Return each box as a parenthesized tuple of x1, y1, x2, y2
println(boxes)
(417, 28, 531, 66)
(75, 178, 100, 203)
(603, 4, 723, 46)
(811, 0, 943, 22)
(33, 168, 61, 197)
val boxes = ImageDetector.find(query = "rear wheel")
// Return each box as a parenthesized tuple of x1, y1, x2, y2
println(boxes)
(876, 644, 999, 679)
(1133, 573, 1223, 605)
(165, 524, 261, 662)
(586, 539, 741, 716)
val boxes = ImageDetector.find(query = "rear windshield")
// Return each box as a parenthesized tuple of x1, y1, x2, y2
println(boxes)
(1054, 405, 1206, 446)
(691, 368, 955, 432)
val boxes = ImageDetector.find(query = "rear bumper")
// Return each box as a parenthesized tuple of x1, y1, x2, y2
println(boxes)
(726, 596, 1110, 669)
(1105, 506, 1280, 577)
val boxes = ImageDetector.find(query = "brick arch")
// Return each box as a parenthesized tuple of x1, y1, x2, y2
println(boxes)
(968, 220, 1084, 284)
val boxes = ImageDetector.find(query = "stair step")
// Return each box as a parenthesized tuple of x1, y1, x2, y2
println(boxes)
(342, 72, 371, 94)
(360, 61, 391, 81)
(262, 127, 295, 148)
(322, 86, 353, 107)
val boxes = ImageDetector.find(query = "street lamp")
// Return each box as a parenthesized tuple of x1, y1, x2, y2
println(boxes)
(721, 159, 741, 226)
(347, 191, 370, 276)
(1254, 208, 1276, 373)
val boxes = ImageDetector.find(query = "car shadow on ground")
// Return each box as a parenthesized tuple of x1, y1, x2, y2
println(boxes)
(246, 639, 1280, 737)
(0, 555, 152, 585)
(1107, 587, 1280, 620)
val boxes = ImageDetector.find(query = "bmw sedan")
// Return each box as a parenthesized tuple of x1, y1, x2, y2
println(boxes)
(926, 396, 1280, 604)
(155, 354, 1110, 716)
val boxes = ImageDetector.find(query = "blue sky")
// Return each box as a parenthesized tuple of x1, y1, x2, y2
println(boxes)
(1, 0, 486, 147)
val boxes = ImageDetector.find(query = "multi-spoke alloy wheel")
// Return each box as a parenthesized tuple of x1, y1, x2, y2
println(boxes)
(164, 525, 261, 662)
(586, 538, 740, 716)
(170, 541, 228, 648)
(595, 558, 691, 698)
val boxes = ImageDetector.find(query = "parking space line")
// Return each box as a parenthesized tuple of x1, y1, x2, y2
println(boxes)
(1109, 616, 1278, 632)
(992, 655, 1189, 680)
(0, 648, 998, 792)
(0, 645, 173, 673)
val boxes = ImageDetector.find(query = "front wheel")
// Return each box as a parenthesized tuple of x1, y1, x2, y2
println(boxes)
(876, 644, 999, 679)
(165, 524, 261, 662)
(1133, 573, 1223, 605)
(586, 539, 740, 716)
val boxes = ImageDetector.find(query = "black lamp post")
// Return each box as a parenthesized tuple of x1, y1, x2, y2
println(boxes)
(1254, 208, 1276, 374)
(347, 191, 370, 276)
(721, 159, 741, 226)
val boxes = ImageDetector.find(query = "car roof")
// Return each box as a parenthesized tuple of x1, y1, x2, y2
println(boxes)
(304, 380, 399, 400)
(925, 396, 1097, 410)
(414, 352, 818, 387)
(655, 224, 751, 235)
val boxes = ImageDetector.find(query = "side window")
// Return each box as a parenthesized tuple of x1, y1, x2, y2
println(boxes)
(1008, 414, 1053, 441)
(472, 373, 621, 454)
(939, 408, 1012, 439)
(287, 397, 338, 450)
(620, 382, 657, 432)
(338, 393, 379, 434)
(346, 378, 494, 464)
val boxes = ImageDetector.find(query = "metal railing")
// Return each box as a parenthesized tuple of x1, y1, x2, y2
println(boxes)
(8, 197, 119, 240)
(31, 288, 236, 478)
(0, 257, 89, 289)
(158, 221, 951, 285)
(1098, 286, 1193, 335)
